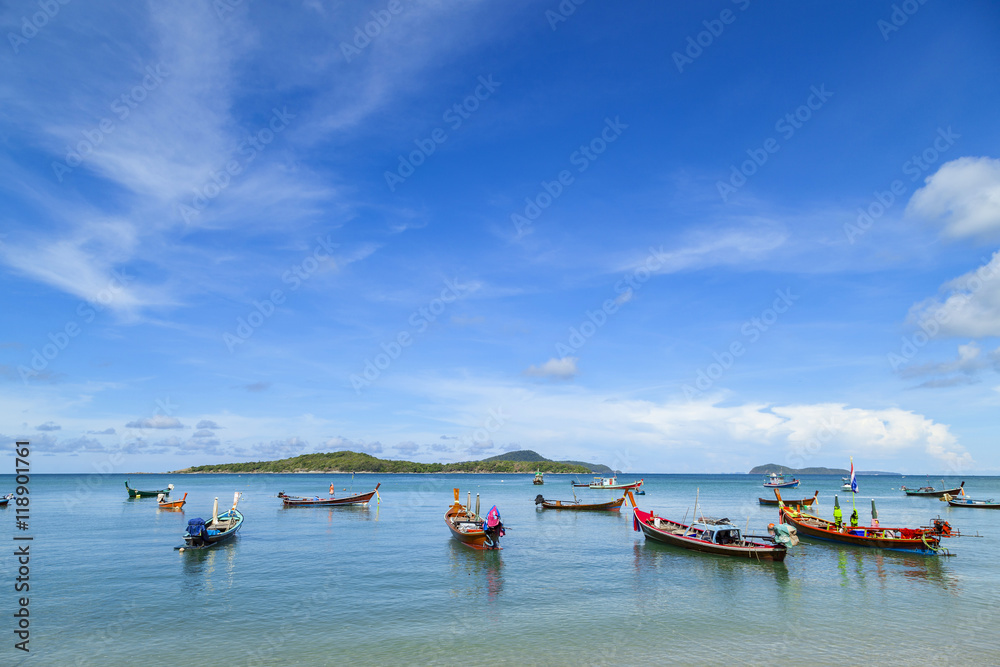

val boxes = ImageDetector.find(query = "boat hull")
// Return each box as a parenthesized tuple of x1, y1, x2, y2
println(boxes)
(633, 508, 786, 561)
(538, 497, 625, 511)
(778, 506, 943, 554)
(279, 484, 380, 507)
(947, 498, 1000, 508)
(126, 481, 171, 498)
(445, 504, 500, 550)
(759, 491, 817, 507)
(903, 486, 963, 497)
(763, 480, 800, 489)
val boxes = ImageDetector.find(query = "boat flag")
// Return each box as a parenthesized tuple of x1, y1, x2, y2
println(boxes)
(849, 458, 858, 494)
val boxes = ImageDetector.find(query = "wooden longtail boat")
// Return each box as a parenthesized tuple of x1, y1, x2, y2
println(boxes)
(763, 473, 800, 489)
(775, 490, 954, 555)
(571, 476, 643, 490)
(946, 496, 1000, 509)
(176, 493, 243, 551)
(627, 491, 786, 561)
(126, 480, 173, 498)
(533, 471, 544, 485)
(158, 492, 187, 510)
(534, 493, 626, 511)
(902, 481, 964, 497)
(759, 490, 818, 507)
(277, 483, 380, 507)
(445, 488, 504, 550)
(0, 493, 13, 507)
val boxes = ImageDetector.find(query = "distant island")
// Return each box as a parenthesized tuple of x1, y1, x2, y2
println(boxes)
(750, 463, 900, 475)
(175, 449, 611, 475)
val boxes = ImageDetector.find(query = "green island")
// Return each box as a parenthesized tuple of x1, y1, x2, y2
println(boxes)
(750, 463, 899, 475)
(176, 449, 604, 474)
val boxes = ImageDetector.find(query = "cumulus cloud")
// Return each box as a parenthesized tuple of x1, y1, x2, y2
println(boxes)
(35, 421, 61, 431)
(88, 427, 116, 435)
(125, 415, 185, 429)
(907, 156, 1000, 240)
(907, 251, 1000, 337)
(897, 342, 1000, 386)
(394, 441, 420, 456)
(193, 429, 217, 438)
(196, 420, 222, 429)
(324, 436, 382, 455)
(524, 357, 578, 380)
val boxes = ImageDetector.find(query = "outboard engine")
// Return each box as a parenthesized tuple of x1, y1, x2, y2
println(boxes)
(185, 518, 208, 546)
(484, 505, 505, 548)
(534, 495, 545, 505)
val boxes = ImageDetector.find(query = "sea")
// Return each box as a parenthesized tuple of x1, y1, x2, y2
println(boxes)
(4, 472, 999, 666)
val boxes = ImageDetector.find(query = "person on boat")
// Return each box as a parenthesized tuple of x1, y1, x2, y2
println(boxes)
(849, 509, 858, 527)
(329, 483, 335, 497)
(833, 505, 843, 528)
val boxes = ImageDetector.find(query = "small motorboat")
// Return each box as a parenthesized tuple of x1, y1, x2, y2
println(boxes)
(533, 471, 544, 485)
(0, 493, 14, 507)
(944, 488, 999, 509)
(126, 481, 173, 498)
(572, 476, 643, 490)
(158, 492, 187, 510)
(534, 493, 625, 511)
(278, 483, 380, 507)
(445, 488, 504, 550)
(627, 491, 787, 561)
(763, 473, 800, 489)
(176, 493, 243, 551)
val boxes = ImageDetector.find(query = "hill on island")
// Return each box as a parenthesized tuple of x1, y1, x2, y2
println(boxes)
(481, 449, 613, 473)
(176, 450, 603, 474)
(750, 463, 900, 475)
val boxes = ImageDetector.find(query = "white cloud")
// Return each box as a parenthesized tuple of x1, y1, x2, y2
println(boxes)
(524, 357, 578, 380)
(907, 156, 1000, 240)
(125, 415, 185, 429)
(907, 251, 1000, 337)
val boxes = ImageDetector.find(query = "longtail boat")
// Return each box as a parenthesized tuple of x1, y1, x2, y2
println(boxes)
(533, 471, 544, 485)
(277, 483, 380, 507)
(534, 493, 625, 511)
(759, 490, 818, 507)
(158, 492, 187, 510)
(0, 493, 13, 507)
(902, 481, 964, 497)
(776, 490, 955, 555)
(126, 481, 173, 498)
(572, 476, 643, 490)
(626, 491, 786, 561)
(946, 493, 1000, 509)
(445, 488, 504, 550)
(763, 473, 800, 489)
(176, 492, 243, 551)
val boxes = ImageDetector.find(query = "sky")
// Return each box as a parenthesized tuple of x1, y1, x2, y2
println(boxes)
(2, 1, 999, 475)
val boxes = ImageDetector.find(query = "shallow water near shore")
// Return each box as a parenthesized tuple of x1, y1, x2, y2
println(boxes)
(6, 472, 999, 666)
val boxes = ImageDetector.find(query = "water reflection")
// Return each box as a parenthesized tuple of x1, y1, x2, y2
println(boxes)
(180, 539, 239, 594)
(447, 540, 504, 601)
(810, 544, 958, 592)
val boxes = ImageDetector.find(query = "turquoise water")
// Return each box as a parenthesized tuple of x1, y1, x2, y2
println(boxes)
(4, 473, 1000, 665)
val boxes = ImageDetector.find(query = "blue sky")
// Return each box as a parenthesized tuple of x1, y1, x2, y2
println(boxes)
(2, 1, 1000, 474)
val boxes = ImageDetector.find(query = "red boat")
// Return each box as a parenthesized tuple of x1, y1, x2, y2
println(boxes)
(445, 488, 504, 550)
(158, 492, 187, 509)
(627, 491, 787, 561)
(776, 490, 955, 555)
(278, 483, 380, 507)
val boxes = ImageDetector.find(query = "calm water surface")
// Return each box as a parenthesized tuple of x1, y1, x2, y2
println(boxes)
(4, 473, 999, 666)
